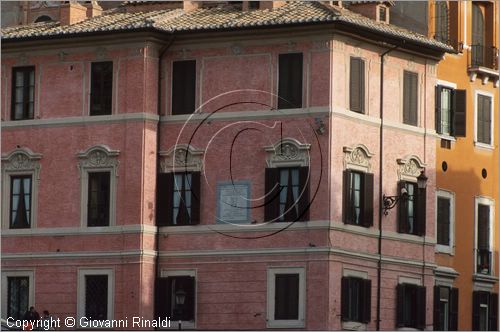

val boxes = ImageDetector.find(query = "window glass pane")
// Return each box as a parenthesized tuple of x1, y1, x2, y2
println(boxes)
(479, 305, 488, 331)
(15, 87, 24, 103)
(441, 88, 451, 135)
(275, 274, 299, 320)
(16, 72, 24, 86)
(8, 277, 29, 320)
(85, 275, 108, 320)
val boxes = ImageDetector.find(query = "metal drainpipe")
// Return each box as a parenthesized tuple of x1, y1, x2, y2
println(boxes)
(154, 36, 175, 329)
(376, 43, 399, 331)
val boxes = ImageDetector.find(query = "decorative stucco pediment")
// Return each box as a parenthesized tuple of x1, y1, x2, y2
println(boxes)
(1, 148, 42, 175)
(264, 138, 310, 168)
(343, 144, 375, 172)
(77, 144, 120, 175)
(397, 155, 426, 181)
(159, 144, 204, 172)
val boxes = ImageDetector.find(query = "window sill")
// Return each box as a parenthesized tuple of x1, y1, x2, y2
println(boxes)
(435, 245, 454, 255)
(342, 321, 367, 330)
(473, 273, 498, 283)
(474, 142, 495, 151)
(267, 319, 305, 329)
(437, 134, 456, 142)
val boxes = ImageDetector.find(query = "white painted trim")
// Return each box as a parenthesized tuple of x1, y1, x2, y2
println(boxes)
(267, 267, 306, 328)
(435, 190, 455, 255)
(398, 276, 422, 286)
(473, 90, 494, 147)
(463, 0, 467, 48)
(77, 268, 114, 327)
(436, 80, 458, 89)
(343, 268, 369, 279)
(1, 113, 159, 129)
(1, 224, 157, 237)
(2, 249, 157, 260)
(474, 196, 495, 275)
(1, 270, 35, 318)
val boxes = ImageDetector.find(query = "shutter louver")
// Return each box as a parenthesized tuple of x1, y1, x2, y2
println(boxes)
(416, 187, 427, 236)
(190, 172, 201, 225)
(396, 284, 405, 327)
(433, 286, 441, 331)
(362, 279, 372, 323)
(298, 166, 310, 221)
(449, 287, 459, 331)
(341, 277, 349, 321)
(265, 168, 280, 222)
(342, 170, 351, 224)
(362, 173, 374, 227)
(397, 181, 408, 233)
(156, 173, 173, 226)
(453, 89, 466, 137)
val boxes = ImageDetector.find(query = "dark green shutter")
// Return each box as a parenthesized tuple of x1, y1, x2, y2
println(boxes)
(453, 89, 466, 137)
(397, 181, 408, 233)
(343, 170, 351, 224)
(362, 173, 374, 227)
(396, 284, 405, 327)
(449, 287, 459, 331)
(350, 58, 365, 113)
(404, 72, 418, 126)
(341, 277, 350, 321)
(298, 167, 310, 221)
(437, 197, 450, 245)
(278, 53, 303, 109)
(156, 173, 173, 226)
(155, 277, 170, 320)
(435, 86, 442, 133)
(433, 286, 441, 330)
(477, 204, 490, 249)
(416, 187, 427, 236)
(264, 168, 280, 222)
(362, 279, 372, 323)
(190, 172, 201, 225)
(416, 286, 427, 330)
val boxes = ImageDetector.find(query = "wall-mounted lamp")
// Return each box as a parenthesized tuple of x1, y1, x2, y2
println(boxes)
(315, 118, 326, 135)
(382, 170, 427, 216)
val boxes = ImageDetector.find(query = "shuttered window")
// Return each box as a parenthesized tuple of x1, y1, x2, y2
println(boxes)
(435, 86, 467, 137)
(278, 53, 303, 109)
(11, 66, 35, 120)
(90, 62, 113, 116)
(403, 71, 418, 126)
(172, 60, 196, 115)
(433, 286, 458, 331)
(476, 203, 491, 274)
(156, 172, 200, 226)
(264, 167, 309, 222)
(434, 1, 449, 44)
(7, 276, 29, 320)
(437, 197, 450, 245)
(341, 277, 371, 323)
(396, 284, 426, 330)
(156, 276, 195, 322)
(349, 57, 365, 113)
(10, 175, 32, 229)
(87, 172, 110, 227)
(477, 94, 492, 144)
(398, 181, 426, 236)
(473, 291, 498, 331)
(342, 170, 373, 227)
(85, 275, 108, 321)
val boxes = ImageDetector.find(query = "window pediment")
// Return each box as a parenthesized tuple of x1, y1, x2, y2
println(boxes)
(343, 144, 374, 172)
(1, 148, 42, 175)
(264, 138, 310, 168)
(397, 155, 426, 181)
(159, 144, 204, 173)
(77, 145, 120, 175)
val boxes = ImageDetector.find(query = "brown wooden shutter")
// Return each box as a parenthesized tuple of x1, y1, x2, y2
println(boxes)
(403, 72, 418, 126)
(435, 86, 442, 133)
(184, 276, 196, 321)
(453, 89, 466, 137)
(478, 204, 490, 249)
(489, 293, 498, 331)
(472, 291, 481, 330)
(396, 284, 405, 327)
(449, 1, 460, 50)
(190, 172, 201, 225)
(350, 58, 365, 113)
(362, 173, 374, 227)
(155, 277, 170, 320)
(341, 277, 350, 321)
(156, 173, 173, 226)
(433, 286, 441, 331)
(342, 170, 351, 224)
(278, 53, 303, 109)
(298, 166, 310, 221)
(449, 287, 459, 331)
(483, 96, 492, 144)
(172, 60, 196, 115)
(416, 187, 427, 236)
(437, 197, 450, 245)
(397, 181, 408, 233)
(361, 278, 372, 323)
(265, 168, 280, 222)
(416, 286, 427, 330)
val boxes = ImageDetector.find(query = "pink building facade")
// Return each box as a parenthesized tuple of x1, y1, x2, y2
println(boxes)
(1, 2, 452, 330)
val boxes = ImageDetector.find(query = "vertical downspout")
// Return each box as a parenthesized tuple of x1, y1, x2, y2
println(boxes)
(154, 36, 175, 328)
(376, 44, 399, 331)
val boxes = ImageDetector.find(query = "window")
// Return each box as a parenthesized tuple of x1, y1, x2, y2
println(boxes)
(11, 67, 35, 120)
(436, 191, 454, 253)
(396, 283, 426, 330)
(435, 85, 466, 137)
(157, 275, 195, 322)
(87, 172, 110, 227)
(156, 172, 200, 226)
(264, 167, 309, 222)
(172, 60, 196, 115)
(341, 277, 371, 323)
(9, 175, 32, 229)
(473, 291, 498, 331)
(378, 6, 387, 23)
(90, 62, 113, 115)
(476, 199, 493, 275)
(398, 181, 426, 236)
(403, 71, 418, 126)
(77, 269, 114, 326)
(476, 94, 493, 145)
(278, 53, 303, 109)
(471, 3, 485, 67)
(349, 57, 365, 113)
(433, 286, 458, 331)
(434, 1, 449, 43)
(1, 271, 34, 322)
(267, 267, 305, 328)
(342, 170, 373, 227)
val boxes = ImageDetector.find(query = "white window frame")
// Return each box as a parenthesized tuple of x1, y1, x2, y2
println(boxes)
(474, 196, 495, 275)
(435, 190, 455, 255)
(77, 268, 114, 327)
(160, 269, 197, 330)
(1, 148, 41, 230)
(1, 270, 35, 318)
(474, 90, 494, 149)
(267, 267, 306, 328)
(77, 145, 119, 228)
(436, 80, 457, 141)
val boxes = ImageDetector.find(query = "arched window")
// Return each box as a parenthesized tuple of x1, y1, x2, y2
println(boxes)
(34, 15, 53, 23)
(434, 1, 449, 44)
(471, 3, 485, 66)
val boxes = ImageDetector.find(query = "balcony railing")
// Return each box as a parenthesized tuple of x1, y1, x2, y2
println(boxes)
(469, 45, 499, 70)
(476, 249, 492, 275)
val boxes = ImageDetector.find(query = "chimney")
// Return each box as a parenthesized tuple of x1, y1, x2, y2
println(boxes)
(346, 1, 391, 24)
(183, 1, 201, 12)
(84, 1, 103, 18)
(60, 1, 87, 25)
